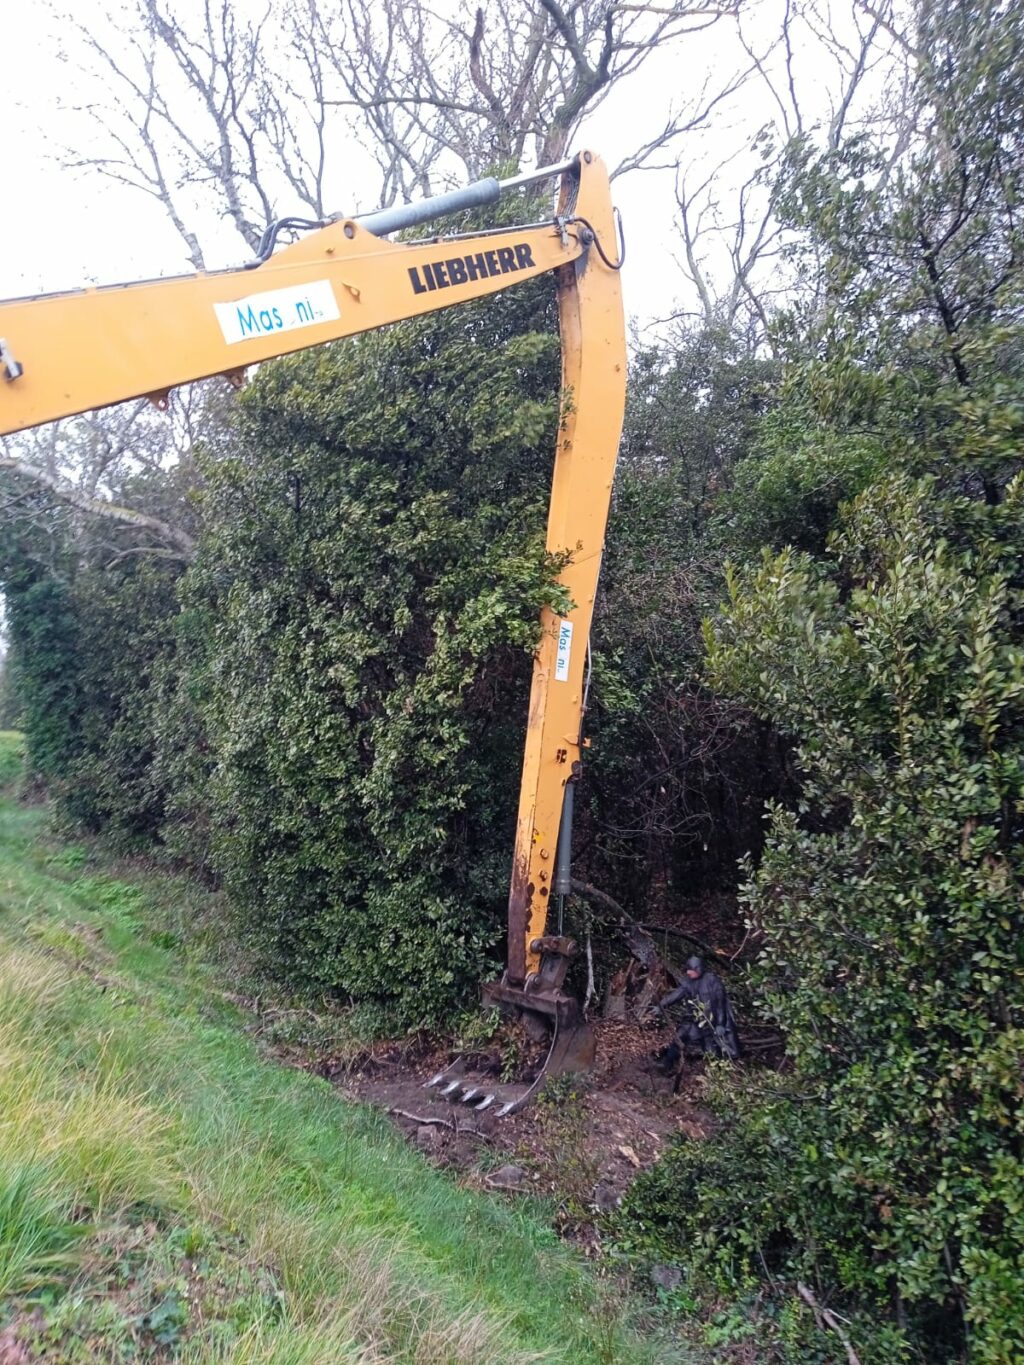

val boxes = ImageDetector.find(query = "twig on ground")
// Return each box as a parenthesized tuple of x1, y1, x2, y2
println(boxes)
(796, 1282, 861, 1365)
(387, 1108, 492, 1141)
(390, 1109, 454, 1127)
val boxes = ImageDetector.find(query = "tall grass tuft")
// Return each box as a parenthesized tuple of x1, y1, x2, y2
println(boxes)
(0, 1159, 83, 1297)
(181, 1312, 383, 1364)
(0, 945, 180, 1299)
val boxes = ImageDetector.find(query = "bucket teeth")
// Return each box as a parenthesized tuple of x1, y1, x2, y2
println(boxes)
(438, 1081, 499, 1109)
(418, 1053, 537, 1118)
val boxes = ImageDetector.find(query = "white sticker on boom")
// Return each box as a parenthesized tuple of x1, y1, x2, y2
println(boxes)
(554, 619, 573, 682)
(214, 280, 340, 345)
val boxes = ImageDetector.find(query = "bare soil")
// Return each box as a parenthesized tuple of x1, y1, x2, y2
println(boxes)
(292, 1014, 715, 1248)
(264, 891, 778, 1249)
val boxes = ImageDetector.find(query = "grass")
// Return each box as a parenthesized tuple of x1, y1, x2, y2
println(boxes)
(0, 730, 25, 790)
(0, 735, 686, 1364)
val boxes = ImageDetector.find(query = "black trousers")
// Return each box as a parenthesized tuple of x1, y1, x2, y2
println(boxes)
(660, 1023, 711, 1069)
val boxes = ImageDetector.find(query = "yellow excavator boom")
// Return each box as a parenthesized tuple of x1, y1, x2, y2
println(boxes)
(0, 152, 627, 1062)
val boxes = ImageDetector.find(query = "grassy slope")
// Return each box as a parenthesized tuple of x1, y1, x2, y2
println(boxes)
(0, 737, 682, 1364)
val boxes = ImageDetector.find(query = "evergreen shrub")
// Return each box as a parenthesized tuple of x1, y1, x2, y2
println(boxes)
(621, 474, 1024, 1361)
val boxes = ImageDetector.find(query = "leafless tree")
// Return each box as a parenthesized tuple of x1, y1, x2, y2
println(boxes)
(664, 0, 912, 345)
(296, 0, 744, 198)
(53, 0, 326, 264)
(0, 387, 223, 562)
(52, 0, 747, 258)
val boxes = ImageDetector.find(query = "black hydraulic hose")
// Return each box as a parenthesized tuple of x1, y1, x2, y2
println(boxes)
(245, 216, 332, 269)
(245, 201, 625, 278)
(567, 207, 626, 270)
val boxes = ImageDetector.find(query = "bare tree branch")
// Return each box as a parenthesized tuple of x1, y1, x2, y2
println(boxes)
(0, 454, 195, 558)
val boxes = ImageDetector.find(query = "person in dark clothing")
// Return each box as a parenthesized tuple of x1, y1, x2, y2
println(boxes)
(655, 956, 740, 1069)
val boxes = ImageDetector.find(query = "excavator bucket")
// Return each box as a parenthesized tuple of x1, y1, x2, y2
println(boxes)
(424, 936, 595, 1117)
(423, 1015, 595, 1118)
(546, 1015, 597, 1074)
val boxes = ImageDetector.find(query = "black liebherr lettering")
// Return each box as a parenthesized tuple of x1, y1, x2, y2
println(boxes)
(407, 242, 538, 294)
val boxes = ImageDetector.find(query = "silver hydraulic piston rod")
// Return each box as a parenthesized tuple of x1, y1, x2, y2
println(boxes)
(352, 158, 579, 237)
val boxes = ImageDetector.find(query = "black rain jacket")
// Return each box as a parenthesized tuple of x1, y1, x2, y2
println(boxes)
(659, 967, 740, 1059)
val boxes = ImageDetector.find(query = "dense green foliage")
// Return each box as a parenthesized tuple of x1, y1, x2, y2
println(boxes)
(625, 473, 1024, 1359)
(586, 332, 787, 901)
(63, 563, 181, 841)
(5, 576, 80, 787)
(175, 281, 564, 1023)
(2, 559, 180, 842)
(620, 2, 1024, 1356)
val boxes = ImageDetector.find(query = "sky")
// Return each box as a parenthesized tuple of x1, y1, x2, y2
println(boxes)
(0, 0, 851, 327)
(0, 1, 898, 349)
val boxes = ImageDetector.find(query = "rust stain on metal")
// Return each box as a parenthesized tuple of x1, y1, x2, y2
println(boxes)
(507, 849, 533, 984)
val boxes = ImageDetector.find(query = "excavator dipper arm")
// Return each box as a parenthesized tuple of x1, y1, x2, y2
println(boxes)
(0, 153, 627, 1083)
(505, 168, 626, 988)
